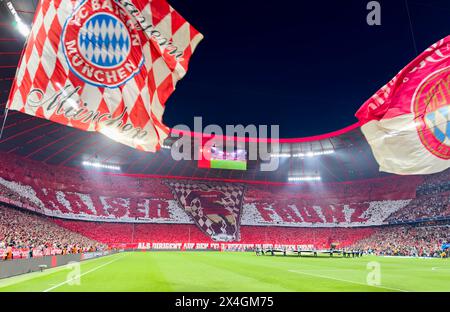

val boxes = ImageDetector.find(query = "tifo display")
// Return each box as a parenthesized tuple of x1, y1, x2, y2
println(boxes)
(0, 0, 450, 296)
(0, 152, 449, 260)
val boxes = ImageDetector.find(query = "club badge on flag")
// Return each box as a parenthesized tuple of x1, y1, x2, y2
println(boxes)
(165, 180, 246, 242)
(6, 0, 203, 152)
(356, 36, 450, 175)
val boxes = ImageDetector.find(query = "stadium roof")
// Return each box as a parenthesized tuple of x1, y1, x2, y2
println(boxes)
(0, 1, 387, 183)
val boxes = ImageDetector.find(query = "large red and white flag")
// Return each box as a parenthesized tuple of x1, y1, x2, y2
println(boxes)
(7, 0, 203, 152)
(356, 36, 450, 175)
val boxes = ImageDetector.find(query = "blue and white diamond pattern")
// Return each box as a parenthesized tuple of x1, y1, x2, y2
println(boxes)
(425, 105, 450, 146)
(78, 13, 130, 68)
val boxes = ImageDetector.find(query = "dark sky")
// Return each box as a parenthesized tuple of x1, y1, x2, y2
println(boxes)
(162, 0, 450, 138)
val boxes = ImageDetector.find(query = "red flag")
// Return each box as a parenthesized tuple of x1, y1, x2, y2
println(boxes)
(7, 0, 203, 152)
(356, 36, 450, 174)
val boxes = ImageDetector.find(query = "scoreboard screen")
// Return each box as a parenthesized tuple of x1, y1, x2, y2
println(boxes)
(198, 146, 247, 171)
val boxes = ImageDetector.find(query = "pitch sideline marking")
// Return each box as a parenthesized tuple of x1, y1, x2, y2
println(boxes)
(0, 265, 73, 289)
(43, 254, 126, 292)
(431, 267, 450, 271)
(288, 270, 409, 292)
(0, 253, 121, 289)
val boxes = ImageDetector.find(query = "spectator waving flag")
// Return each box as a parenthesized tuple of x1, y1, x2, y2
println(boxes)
(6, 0, 203, 152)
(356, 36, 450, 175)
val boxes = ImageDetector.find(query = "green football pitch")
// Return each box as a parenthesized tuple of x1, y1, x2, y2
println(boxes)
(0, 252, 449, 292)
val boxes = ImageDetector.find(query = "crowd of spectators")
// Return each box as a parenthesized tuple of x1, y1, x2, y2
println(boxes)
(0, 151, 449, 259)
(53, 219, 376, 248)
(0, 152, 174, 198)
(0, 204, 105, 260)
(351, 222, 450, 257)
(0, 150, 430, 229)
(51, 220, 450, 258)
(246, 174, 420, 202)
(0, 151, 422, 204)
(240, 226, 375, 247)
(2, 203, 449, 258)
(387, 194, 450, 223)
(386, 169, 450, 224)
(53, 220, 206, 244)
(416, 169, 450, 196)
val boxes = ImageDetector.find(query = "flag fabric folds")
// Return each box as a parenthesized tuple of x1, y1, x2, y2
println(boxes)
(165, 180, 246, 242)
(7, 0, 203, 152)
(356, 36, 450, 175)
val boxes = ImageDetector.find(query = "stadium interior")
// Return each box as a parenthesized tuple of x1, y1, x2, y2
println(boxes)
(0, 0, 449, 295)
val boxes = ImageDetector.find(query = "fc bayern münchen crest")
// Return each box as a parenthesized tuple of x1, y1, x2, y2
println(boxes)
(414, 66, 450, 159)
(61, 0, 144, 88)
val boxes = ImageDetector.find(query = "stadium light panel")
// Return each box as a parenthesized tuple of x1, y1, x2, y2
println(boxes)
(271, 150, 334, 159)
(293, 150, 335, 158)
(270, 153, 291, 158)
(288, 176, 322, 182)
(16, 21, 30, 37)
(82, 161, 121, 171)
(3, 1, 30, 37)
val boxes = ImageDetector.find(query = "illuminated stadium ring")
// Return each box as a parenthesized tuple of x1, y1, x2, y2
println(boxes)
(61, 0, 144, 88)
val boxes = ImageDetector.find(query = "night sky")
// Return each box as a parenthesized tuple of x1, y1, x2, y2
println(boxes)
(162, 0, 450, 138)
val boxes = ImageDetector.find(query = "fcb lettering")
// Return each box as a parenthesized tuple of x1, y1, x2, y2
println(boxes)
(414, 67, 450, 159)
(62, 0, 144, 88)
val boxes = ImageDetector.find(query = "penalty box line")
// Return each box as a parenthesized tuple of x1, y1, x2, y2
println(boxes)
(288, 270, 409, 292)
(43, 254, 126, 292)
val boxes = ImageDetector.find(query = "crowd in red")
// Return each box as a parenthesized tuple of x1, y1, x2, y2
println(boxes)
(0, 205, 105, 260)
(245, 175, 420, 202)
(2, 201, 448, 258)
(52, 219, 376, 247)
(53, 220, 206, 244)
(0, 152, 174, 200)
(350, 222, 450, 257)
(0, 152, 449, 259)
(0, 152, 429, 227)
(0, 152, 421, 205)
(240, 226, 375, 247)
(52, 218, 448, 257)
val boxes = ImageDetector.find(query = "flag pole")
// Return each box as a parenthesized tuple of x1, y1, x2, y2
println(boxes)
(0, 107, 9, 141)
